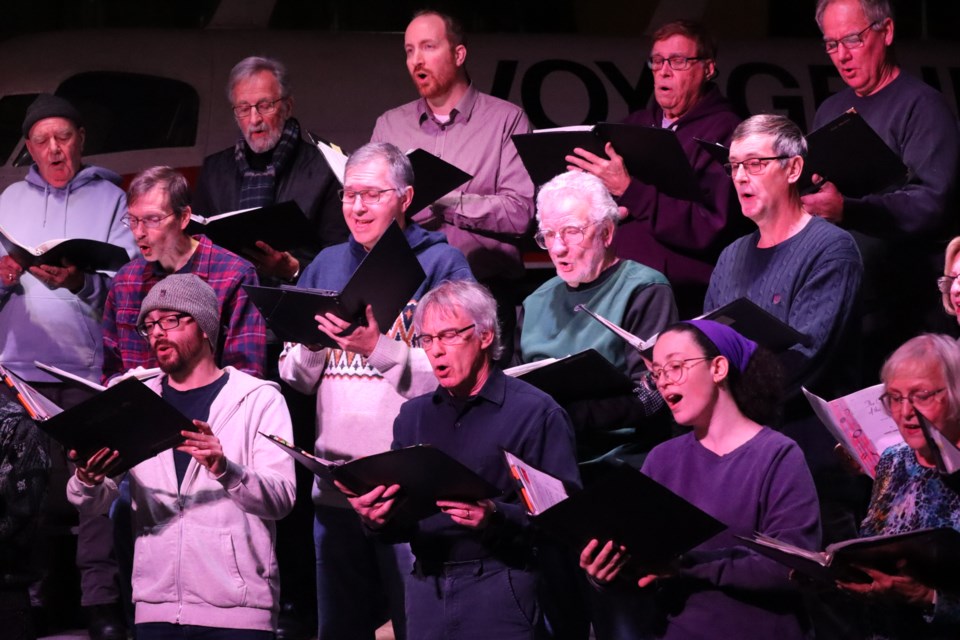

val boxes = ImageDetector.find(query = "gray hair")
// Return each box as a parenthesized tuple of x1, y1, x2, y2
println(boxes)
(413, 280, 503, 360)
(227, 56, 291, 101)
(536, 171, 620, 227)
(127, 166, 190, 215)
(815, 0, 893, 31)
(345, 142, 415, 191)
(881, 333, 960, 427)
(731, 114, 807, 167)
(942, 237, 960, 316)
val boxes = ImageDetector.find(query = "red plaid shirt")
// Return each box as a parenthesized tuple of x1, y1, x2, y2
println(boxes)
(102, 235, 266, 382)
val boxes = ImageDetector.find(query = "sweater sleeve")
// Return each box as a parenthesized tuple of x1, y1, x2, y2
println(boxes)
(278, 342, 328, 394)
(215, 386, 296, 520)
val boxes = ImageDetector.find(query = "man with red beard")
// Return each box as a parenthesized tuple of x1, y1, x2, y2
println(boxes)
(371, 10, 534, 361)
(102, 165, 265, 381)
(69, 273, 296, 639)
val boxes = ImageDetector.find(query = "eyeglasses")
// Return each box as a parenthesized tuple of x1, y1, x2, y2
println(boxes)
(937, 275, 960, 294)
(879, 388, 946, 415)
(824, 22, 880, 54)
(136, 313, 191, 337)
(232, 98, 285, 118)
(414, 324, 476, 349)
(122, 212, 177, 230)
(647, 56, 703, 71)
(723, 156, 790, 176)
(337, 188, 399, 205)
(534, 221, 601, 250)
(642, 357, 712, 388)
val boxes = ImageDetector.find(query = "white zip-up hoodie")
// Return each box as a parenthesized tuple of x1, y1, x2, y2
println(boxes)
(67, 367, 296, 632)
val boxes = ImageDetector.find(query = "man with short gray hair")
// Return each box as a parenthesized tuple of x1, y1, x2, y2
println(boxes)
(193, 55, 347, 283)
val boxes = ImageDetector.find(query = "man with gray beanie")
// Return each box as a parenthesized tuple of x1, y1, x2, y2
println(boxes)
(0, 93, 136, 640)
(69, 273, 296, 639)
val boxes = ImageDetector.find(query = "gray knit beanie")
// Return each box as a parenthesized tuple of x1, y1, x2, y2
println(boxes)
(138, 274, 220, 349)
(22, 94, 84, 137)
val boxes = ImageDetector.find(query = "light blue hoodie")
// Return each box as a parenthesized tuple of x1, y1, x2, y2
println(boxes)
(0, 164, 137, 382)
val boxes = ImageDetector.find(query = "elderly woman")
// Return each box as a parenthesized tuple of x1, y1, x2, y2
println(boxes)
(938, 236, 960, 325)
(581, 320, 821, 639)
(838, 334, 960, 637)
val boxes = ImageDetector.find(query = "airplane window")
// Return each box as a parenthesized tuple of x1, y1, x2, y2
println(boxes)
(0, 94, 39, 166)
(55, 71, 199, 155)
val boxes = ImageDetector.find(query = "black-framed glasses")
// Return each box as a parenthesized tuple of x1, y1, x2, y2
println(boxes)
(534, 221, 601, 250)
(121, 212, 177, 230)
(723, 156, 790, 176)
(137, 313, 192, 337)
(879, 388, 946, 415)
(337, 188, 399, 205)
(937, 275, 960, 294)
(642, 357, 712, 388)
(414, 324, 476, 349)
(232, 98, 284, 118)
(647, 55, 704, 71)
(824, 22, 880, 54)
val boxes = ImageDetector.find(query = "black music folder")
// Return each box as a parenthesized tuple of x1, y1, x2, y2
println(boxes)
(243, 221, 426, 347)
(504, 349, 634, 403)
(505, 453, 726, 568)
(187, 201, 320, 254)
(512, 123, 699, 197)
(739, 527, 960, 589)
(0, 225, 129, 272)
(703, 297, 811, 352)
(263, 434, 501, 522)
(5, 372, 190, 476)
(800, 110, 908, 197)
(406, 148, 473, 215)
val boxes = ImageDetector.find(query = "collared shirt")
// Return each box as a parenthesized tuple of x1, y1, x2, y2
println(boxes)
(101, 234, 266, 381)
(371, 84, 535, 281)
(391, 367, 579, 564)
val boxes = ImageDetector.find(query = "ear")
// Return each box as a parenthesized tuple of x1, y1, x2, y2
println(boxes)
(283, 95, 295, 117)
(178, 205, 193, 231)
(600, 220, 616, 248)
(702, 59, 717, 82)
(881, 17, 894, 47)
(478, 327, 495, 351)
(397, 186, 414, 216)
(454, 44, 467, 68)
(77, 127, 86, 152)
(711, 355, 730, 383)
(785, 155, 804, 184)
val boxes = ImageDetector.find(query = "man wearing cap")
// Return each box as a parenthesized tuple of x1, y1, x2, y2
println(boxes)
(68, 274, 296, 639)
(0, 94, 136, 640)
(102, 165, 266, 381)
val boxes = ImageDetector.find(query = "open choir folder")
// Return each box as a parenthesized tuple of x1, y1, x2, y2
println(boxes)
(187, 200, 320, 255)
(802, 384, 902, 478)
(503, 349, 634, 402)
(916, 409, 960, 475)
(0, 224, 129, 272)
(243, 221, 426, 347)
(738, 527, 960, 589)
(511, 123, 700, 197)
(800, 109, 908, 197)
(313, 140, 473, 215)
(0, 366, 189, 475)
(262, 434, 501, 522)
(504, 452, 726, 568)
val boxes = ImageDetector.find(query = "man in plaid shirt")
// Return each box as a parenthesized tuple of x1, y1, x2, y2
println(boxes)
(102, 166, 266, 382)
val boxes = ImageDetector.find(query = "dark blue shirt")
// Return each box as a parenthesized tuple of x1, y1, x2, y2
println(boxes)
(392, 367, 580, 564)
(162, 372, 230, 487)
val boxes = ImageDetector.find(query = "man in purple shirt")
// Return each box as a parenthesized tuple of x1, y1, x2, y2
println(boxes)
(371, 10, 534, 359)
(102, 166, 266, 381)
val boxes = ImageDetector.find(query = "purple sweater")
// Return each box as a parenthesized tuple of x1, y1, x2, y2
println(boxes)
(614, 84, 745, 291)
(640, 428, 821, 640)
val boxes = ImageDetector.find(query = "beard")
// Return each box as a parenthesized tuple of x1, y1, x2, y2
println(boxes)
(243, 121, 284, 154)
(411, 63, 459, 102)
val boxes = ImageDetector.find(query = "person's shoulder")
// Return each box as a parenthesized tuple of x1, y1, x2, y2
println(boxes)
(201, 145, 238, 168)
(645, 432, 694, 464)
(803, 216, 860, 257)
(376, 98, 422, 123)
(501, 372, 565, 412)
(222, 366, 281, 397)
(618, 259, 670, 286)
(203, 238, 258, 274)
(524, 274, 565, 303)
(113, 256, 149, 280)
(472, 89, 525, 115)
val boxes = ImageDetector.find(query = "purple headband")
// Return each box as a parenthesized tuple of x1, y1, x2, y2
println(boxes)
(684, 319, 758, 373)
